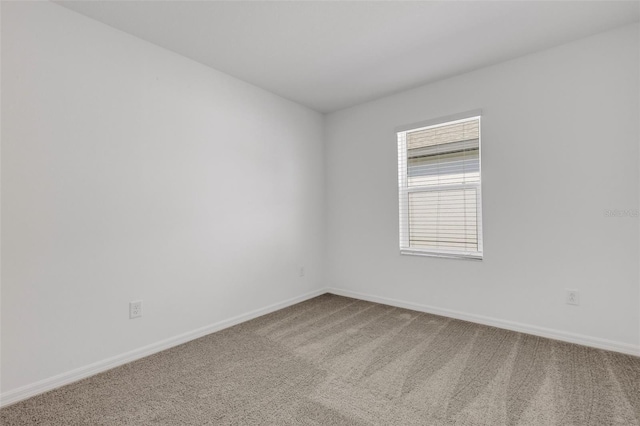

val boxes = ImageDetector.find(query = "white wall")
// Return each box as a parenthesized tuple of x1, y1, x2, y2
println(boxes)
(1, 1, 324, 396)
(2, 0, 639, 406)
(325, 24, 640, 352)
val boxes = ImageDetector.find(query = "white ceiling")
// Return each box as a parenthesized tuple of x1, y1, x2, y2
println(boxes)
(55, 1, 639, 113)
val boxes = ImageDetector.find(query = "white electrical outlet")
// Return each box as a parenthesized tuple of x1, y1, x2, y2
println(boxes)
(299, 267, 305, 277)
(130, 300, 143, 319)
(566, 290, 580, 306)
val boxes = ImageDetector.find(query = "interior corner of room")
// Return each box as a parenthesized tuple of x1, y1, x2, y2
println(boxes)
(1, 0, 639, 422)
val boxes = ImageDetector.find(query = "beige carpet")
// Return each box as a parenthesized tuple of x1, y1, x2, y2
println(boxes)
(2, 294, 639, 425)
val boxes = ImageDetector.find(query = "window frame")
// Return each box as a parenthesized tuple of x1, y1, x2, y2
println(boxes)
(396, 111, 484, 260)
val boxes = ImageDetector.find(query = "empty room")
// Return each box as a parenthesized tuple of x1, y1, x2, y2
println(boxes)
(1, 1, 639, 425)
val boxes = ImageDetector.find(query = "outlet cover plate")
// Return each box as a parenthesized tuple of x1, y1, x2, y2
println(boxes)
(566, 290, 580, 306)
(130, 301, 143, 319)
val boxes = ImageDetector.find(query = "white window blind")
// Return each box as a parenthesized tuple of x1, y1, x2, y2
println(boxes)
(397, 114, 483, 259)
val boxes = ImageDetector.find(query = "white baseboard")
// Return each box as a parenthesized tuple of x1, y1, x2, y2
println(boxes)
(0, 288, 326, 408)
(326, 287, 640, 357)
(3, 286, 637, 408)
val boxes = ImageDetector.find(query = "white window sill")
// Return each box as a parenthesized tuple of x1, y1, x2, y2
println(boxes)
(400, 249, 483, 261)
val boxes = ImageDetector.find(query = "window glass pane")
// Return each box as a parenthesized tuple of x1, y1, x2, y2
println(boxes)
(408, 147, 479, 187)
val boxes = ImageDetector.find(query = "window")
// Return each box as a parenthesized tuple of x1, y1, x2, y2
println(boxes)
(397, 112, 483, 260)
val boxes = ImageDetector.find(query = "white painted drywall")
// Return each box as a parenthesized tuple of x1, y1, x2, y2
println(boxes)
(325, 24, 640, 350)
(1, 1, 324, 395)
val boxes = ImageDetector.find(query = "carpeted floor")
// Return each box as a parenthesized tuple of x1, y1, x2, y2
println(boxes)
(2, 294, 640, 425)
